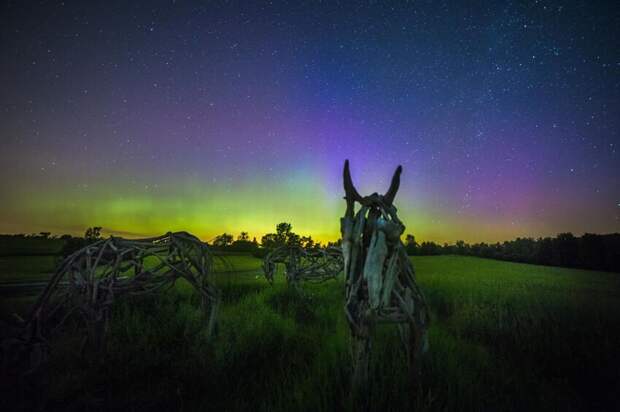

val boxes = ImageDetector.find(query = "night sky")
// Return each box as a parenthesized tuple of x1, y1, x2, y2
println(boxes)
(1, 1, 618, 243)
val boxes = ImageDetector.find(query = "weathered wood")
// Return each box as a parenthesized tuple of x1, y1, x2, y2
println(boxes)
(381, 253, 399, 307)
(262, 245, 343, 287)
(363, 228, 387, 310)
(4, 231, 219, 374)
(341, 160, 430, 397)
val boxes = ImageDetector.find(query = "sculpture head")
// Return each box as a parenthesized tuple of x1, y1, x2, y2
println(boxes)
(342, 159, 405, 243)
(343, 159, 402, 216)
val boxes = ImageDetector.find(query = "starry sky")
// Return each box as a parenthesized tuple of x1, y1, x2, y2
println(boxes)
(1, 1, 618, 243)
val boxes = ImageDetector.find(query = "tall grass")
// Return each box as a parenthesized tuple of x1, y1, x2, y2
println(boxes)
(4, 255, 620, 411)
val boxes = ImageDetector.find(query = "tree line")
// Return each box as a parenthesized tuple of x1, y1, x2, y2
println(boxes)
(403, 233, 620, 273)
(2, 227, 619, 273)
(211, 223, 318, 257)
(212, 226, 620, 272)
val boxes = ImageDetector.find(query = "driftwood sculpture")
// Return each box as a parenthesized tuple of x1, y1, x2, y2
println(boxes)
(340, 160, 429, 389)
(263, 245, 343, 287)
(3, 231, 219, 373)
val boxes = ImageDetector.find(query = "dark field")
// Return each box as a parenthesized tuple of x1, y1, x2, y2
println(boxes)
(1, 255, 619, 411)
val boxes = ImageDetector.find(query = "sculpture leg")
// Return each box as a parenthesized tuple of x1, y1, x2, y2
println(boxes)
(350, 304, 373, 402)
(408, 320, 425, 388)
(87, 308, 109, 359)
(203, 293, 219, 338)
(351, 332, 371, 390)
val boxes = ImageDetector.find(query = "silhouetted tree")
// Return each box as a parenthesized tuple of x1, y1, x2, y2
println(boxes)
(455, 240, 467, 255)
(405, 234, 418, 255)
(300, 235, 314, 249)
(213, 233, 234, 248)
(552, 232, 578, 267)
(260, 233, 278, 249)
(85, 227, 102, 241)
(261, 222, 302, 249)
(426, 232, 620, 272)
(61, 227, 103, 256)
(327, 239, 343, 248)
(419, 241, 442, 255)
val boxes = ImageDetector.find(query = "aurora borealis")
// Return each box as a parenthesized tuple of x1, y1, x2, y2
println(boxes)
(1, 1, 618, 244)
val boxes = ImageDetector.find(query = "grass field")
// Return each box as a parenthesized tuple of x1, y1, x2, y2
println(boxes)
(0, 255, 60, 283)
(2, 255, 619, 411)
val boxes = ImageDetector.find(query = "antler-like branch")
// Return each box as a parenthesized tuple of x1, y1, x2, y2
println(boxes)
(343, 160, 363, 217)
(383, 165, 402, 205)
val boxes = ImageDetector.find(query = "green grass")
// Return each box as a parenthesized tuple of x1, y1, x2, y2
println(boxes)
(0, 255, 59, 283)
(213, 254, 263, 272)
(2, 255, 619, 411)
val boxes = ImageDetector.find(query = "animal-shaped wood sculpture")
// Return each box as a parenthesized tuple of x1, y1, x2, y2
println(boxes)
(340, 160, 429, 388)
(263, 245, 343, 288)
(2, 231, 219, 374)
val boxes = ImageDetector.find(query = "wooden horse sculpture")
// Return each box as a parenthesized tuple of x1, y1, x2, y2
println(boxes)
(340, 160, 429, 389)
